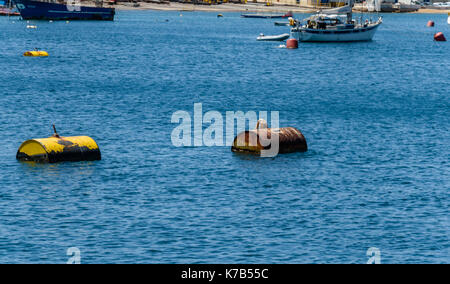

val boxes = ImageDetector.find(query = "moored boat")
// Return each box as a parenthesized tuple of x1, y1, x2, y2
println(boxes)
(290, 3, 382, 42)
(257, 33, 290, 41)
(13, 0, 115, 21)
(274, 21, 290, 26)
(242, 11, 293, 19)
(380, 2, 420, 13)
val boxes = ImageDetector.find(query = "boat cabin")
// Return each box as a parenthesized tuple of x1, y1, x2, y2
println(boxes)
(305, 14, 355, 30)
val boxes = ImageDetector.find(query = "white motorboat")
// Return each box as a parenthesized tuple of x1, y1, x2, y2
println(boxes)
(274, 21, 290, 26)
(257, 33, 290, 41)
(290, 2, 382, 42)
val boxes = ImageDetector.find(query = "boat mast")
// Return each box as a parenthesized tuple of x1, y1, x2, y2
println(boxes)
(347, 0, 354, 23)
(8, 0, 11, 20)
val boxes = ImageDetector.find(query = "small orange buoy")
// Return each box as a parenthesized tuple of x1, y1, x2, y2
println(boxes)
(434, 32, 446, 42)
(427, 21, 434, 27)
(286, 38, 298, 49)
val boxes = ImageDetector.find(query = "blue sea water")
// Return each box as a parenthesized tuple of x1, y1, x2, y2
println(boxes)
(0, 11, 448, 264)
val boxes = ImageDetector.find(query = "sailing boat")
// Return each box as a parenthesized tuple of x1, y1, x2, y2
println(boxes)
(447, 12, 450, 25)
(290, 1, 382, 42)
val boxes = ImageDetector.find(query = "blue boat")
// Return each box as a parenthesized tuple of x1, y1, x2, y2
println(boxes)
(13, 0, 115, 21)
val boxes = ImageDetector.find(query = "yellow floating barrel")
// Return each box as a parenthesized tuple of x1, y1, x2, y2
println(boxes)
(17, 126, 101, 163)
(231, 119, 307, 155)
(23, 51, 49, 57)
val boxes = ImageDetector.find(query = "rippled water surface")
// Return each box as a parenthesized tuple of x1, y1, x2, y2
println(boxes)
(0, 11, 448, 263)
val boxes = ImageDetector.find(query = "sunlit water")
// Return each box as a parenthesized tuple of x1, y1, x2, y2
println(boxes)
(0, 11, 448, 263)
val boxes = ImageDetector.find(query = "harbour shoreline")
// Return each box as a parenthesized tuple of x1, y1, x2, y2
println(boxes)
(114, 2, 316, 13)
(112, 2, 450, 14)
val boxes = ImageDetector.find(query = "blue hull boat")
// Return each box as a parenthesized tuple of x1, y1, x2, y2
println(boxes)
(13, 0, 115, 21)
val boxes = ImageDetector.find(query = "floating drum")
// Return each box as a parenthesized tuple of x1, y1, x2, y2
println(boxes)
(427, 21, 434, 27)
(286, 38, 298, 49)
(231, 120, 307, 155)
(23, 51, 49, 57)
(434, 32, 446, 42)
(17, 126, 101, 163)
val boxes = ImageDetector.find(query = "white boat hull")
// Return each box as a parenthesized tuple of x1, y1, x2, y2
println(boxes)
(291, 23, 381, 42)
(257, 33, 290, 41)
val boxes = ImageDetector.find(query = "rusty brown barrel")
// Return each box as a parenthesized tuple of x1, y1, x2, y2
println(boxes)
(231, 126, 307, 155)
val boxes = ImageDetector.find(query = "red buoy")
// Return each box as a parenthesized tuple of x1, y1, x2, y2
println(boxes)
(427, 21, 435, 27)
(286, 38, 298, 49)
(434, 32, 446, 42)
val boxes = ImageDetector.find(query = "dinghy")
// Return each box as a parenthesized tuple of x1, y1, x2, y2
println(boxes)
(274, 21, 290, 26)
(257, 33, 290, 41)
